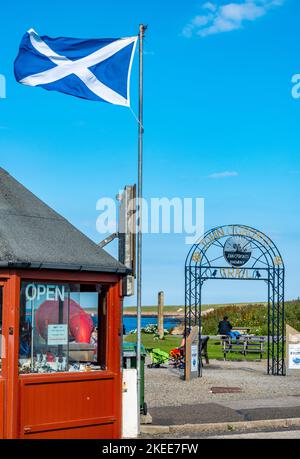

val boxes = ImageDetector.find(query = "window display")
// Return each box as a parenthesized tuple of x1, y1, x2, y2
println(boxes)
(19, 282, 107, 374)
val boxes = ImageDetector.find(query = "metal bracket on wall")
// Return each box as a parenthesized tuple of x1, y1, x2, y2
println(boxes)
(98, 232, 119, 248)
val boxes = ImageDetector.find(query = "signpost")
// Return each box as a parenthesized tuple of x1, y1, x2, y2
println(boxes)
(223, 236, 252, 267)
(286, 324, 300, 374)
(118, 185, 136, 296)
(185, 224, 285, 377)
(185, 326, 199, 381)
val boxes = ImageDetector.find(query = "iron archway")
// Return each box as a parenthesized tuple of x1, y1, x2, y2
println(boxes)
(185, 224, 285, 378)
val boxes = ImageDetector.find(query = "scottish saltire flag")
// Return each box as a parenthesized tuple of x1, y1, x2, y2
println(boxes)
(14, 29, 138, 106)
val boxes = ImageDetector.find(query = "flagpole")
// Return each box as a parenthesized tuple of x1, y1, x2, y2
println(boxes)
(137, 23, 146, 432)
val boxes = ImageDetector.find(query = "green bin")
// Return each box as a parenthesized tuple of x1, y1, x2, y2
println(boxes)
(123, 342, 147, 415)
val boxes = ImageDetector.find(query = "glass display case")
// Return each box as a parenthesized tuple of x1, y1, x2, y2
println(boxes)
(19, 282, 107, 374)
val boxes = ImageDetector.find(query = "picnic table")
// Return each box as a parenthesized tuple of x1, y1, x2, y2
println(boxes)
(232, 327, 251, 334)
(219, 334, 265, 360)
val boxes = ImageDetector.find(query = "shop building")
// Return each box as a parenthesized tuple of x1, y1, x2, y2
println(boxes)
(0, 168, 127, 438)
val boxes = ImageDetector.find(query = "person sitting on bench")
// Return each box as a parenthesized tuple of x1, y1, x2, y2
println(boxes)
(218, 316, 240, 339)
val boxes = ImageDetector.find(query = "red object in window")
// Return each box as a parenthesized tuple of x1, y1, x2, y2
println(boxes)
(35, 298, 94, 344)
(69, 311, 94, 343)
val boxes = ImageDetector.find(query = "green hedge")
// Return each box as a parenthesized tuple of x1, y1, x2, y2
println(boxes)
(202, 300, 300, 336)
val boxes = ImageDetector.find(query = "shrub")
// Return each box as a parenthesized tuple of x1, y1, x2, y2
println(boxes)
(202, 300, 300, 336)
(129, 323, 169, 336)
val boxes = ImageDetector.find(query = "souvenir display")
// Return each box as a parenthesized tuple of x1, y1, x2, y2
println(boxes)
(19, 355, 98, 374)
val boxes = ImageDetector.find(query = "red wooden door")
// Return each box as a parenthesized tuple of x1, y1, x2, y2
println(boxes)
(19, 372, 119, 438)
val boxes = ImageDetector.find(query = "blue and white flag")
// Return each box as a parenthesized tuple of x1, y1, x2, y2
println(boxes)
(14, 29, 138, 106)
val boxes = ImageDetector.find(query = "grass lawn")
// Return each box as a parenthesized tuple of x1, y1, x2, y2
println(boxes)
(124, 332, 181, 353)
(124, 333, 267, 361)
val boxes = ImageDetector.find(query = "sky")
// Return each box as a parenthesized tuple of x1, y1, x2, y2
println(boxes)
(0, 0, 299, 306)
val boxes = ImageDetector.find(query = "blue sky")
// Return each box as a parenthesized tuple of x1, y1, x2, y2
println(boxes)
(0, 0, 299, 306)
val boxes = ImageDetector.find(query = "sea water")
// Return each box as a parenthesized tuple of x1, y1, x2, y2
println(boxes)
(123, 315, 181, 334)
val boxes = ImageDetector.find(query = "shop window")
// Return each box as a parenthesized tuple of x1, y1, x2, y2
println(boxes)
(19, 282, 108, 374)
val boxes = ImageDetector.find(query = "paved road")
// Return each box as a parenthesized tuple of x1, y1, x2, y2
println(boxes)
(142, 427, 300, 439)
(150, 398, 300, 425)
(145, 360, 300, 412)
(145, 361, 300, 438)
(208, 429, 300, 439)
(221, 396, 300, 410)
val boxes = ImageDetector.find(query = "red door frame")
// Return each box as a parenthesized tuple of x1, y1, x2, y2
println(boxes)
(0, 269, 123, 439)
(0, 279, 9, 438)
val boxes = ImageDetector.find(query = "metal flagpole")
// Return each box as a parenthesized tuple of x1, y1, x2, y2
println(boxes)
(137, 23, 146, 432)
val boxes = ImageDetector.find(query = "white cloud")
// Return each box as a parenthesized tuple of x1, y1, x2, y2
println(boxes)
(183, 1, 284, 38)
(208, 171, 239, 178)
(203, 2, 217, 11)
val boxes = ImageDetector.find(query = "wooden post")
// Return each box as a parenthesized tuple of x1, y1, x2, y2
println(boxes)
(185, 326, 199, 381)
(158, 291, 164, 340)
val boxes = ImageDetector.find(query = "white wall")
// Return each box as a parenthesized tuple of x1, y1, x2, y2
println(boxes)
(122, 369, 138, 438)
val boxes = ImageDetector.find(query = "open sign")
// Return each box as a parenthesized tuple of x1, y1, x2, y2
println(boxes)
(25, 284, 65, 302)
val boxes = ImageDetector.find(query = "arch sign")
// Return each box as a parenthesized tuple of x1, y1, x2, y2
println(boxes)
(185, 224, 285, 378)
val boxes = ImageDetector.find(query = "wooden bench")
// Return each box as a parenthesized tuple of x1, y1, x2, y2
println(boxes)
(221, 335, 265, 360)
(244, 336, 265, 359)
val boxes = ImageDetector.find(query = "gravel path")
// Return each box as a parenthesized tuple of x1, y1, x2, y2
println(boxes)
(145, 359, 300, 408)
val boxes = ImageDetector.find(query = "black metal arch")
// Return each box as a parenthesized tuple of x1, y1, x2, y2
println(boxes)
(185, 224, 285, 378)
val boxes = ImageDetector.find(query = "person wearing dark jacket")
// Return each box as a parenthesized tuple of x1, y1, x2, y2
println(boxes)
(218, 316, 240, 339)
